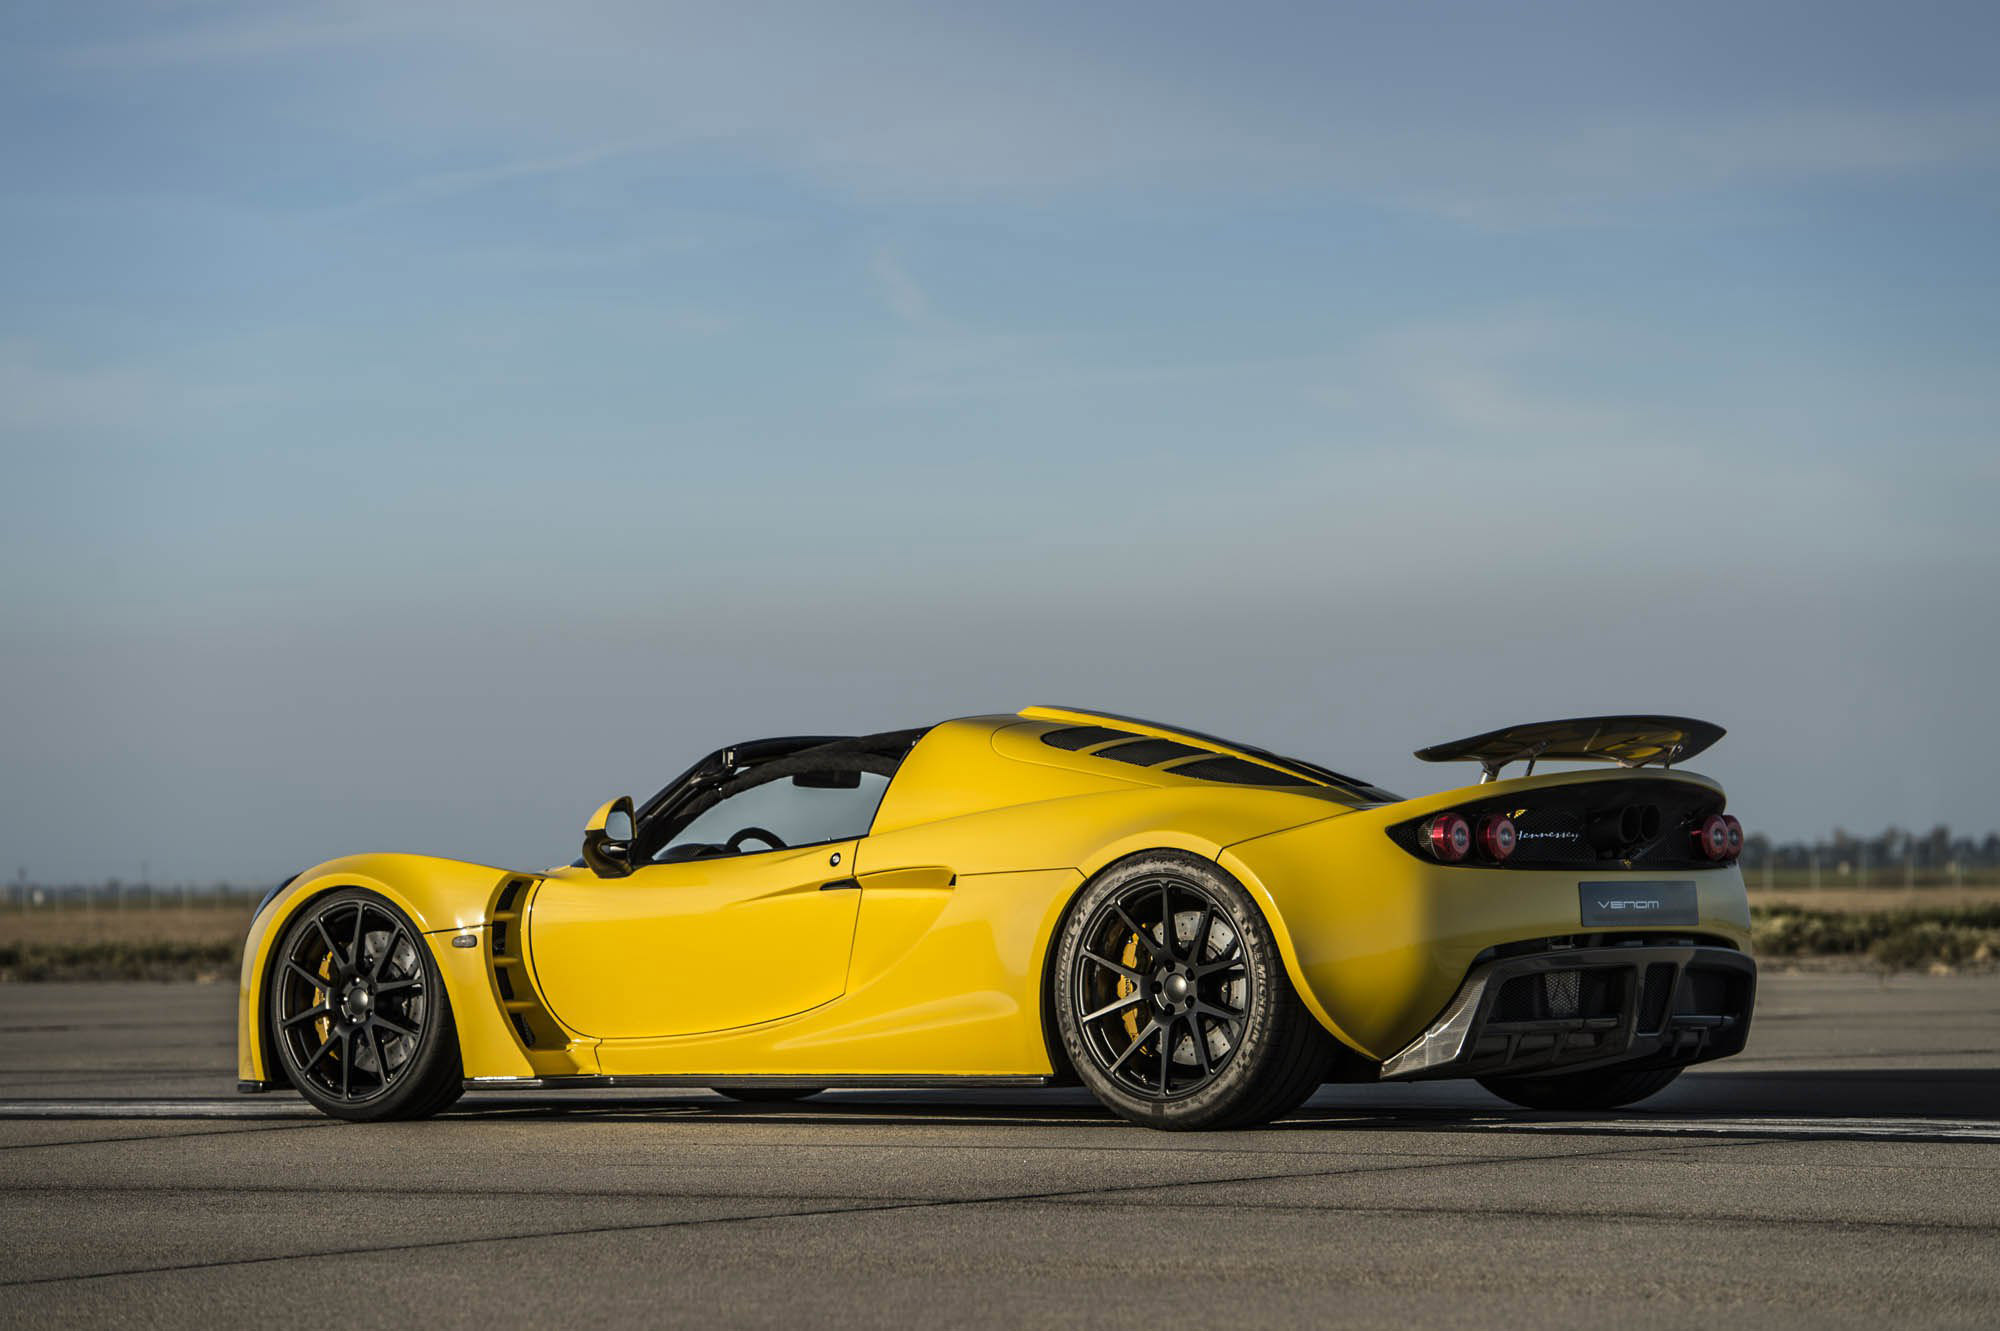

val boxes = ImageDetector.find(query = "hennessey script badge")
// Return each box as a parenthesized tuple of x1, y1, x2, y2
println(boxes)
(1578, 881, 1699, 927)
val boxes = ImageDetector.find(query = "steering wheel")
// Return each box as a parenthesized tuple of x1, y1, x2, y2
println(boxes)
(725, 826, 788, 853)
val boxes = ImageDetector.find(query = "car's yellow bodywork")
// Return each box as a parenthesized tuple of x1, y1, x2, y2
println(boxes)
(239, 707, 1749, 1086)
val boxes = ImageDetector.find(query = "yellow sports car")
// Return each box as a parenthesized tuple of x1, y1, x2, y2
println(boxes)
(238, 706, 1755, 1129)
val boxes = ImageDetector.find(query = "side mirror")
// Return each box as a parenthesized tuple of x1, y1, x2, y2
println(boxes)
(581, 796, 636, 878)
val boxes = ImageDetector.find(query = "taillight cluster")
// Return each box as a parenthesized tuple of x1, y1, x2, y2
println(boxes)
(1421, 811, 1516, 863)
(1421, 807, 1744, 865)
(1694, 813, 1744, 862)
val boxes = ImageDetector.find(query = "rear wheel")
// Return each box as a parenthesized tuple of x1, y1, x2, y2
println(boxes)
(711, 1087, 824, 1103)
(1478, 1064, 1682, 1111)
(269, 889, 463, 1122)
(1053, 853, 1334, 1130)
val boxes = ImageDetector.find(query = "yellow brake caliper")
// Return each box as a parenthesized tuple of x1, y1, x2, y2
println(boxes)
(315, 954, 334, 1047)
(1120, 934, 1142, 1042)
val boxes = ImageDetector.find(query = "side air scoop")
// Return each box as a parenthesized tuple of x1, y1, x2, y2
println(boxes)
(1414, 715, 1725, 782)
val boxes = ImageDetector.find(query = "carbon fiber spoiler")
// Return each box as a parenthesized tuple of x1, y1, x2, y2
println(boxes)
(1415, 715, 1725, 783)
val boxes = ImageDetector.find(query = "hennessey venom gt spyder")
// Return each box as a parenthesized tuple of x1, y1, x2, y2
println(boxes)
(238, 707, 1756, 1130)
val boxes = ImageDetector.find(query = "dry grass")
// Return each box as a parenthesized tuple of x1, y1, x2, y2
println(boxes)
(1750, 902, 2000, 972)
(0, 907, 255, 948)
(1748, 886, 2000, 912)
(0, 908, 254, 980)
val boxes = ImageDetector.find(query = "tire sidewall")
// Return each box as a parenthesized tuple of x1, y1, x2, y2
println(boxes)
(269, 888, 458, 1122)
(1053, 851, 1291, 1129)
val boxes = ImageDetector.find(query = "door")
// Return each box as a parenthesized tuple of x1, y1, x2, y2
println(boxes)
(529, 842, 861, 1039)
(527, 764, 892, 1040)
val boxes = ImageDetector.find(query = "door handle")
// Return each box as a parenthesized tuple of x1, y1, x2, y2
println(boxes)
(819, 878, 861, 891)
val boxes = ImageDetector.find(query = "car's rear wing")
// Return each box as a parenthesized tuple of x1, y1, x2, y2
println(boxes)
(1415, 715, 1725, 783)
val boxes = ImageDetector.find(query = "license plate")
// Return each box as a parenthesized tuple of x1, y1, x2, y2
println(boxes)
(1578, 880, 1698, 927)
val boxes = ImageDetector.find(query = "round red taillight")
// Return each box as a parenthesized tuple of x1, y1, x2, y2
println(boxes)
(1425, 812, 1472, 862)
(1478, 815, 1517, 861)
(1694, 814, 1731, 862)
(1723, 814, 1743, 860)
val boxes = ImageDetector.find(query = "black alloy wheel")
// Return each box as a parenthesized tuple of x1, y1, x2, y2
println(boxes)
(1054, 853, 1335, 1130)
(270, 889, 463, 1121)
(1070, 875, 1252, 1099)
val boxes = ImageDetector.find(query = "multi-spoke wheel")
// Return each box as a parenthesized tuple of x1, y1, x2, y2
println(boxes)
(1070, 874, 1252, 1099)
(270, 889, 463, 1121)
(1054, 853, 1335, 1130)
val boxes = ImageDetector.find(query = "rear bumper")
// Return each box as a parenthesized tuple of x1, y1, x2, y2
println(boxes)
(1379, 942, 1755, 1081)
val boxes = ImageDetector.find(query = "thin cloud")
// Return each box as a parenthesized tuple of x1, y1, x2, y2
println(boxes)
(869, 250, 931, 326)
(47, 6, 2000, 223)
(63, 7, 418, 68)
(347, 133, 691, 212)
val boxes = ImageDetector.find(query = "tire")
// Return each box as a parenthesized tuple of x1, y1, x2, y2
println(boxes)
(1477, 1064, 1683, 1111)
(268, 888, 464, 1122)
(1053, 852, 1334, 1130)
(712, 1087, 825, 1103)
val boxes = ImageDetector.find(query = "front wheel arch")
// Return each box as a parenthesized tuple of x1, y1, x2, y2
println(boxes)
(266, 887, 464, 1119)
(253, 885, 347, 1086)
(252, 881, 474, 1088)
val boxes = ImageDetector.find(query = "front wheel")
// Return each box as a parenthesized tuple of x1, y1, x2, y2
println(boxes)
(1053, 853, 1334, 1130)
(1478, 1065, 1683, 1111)
(269, 889, 464, 1122)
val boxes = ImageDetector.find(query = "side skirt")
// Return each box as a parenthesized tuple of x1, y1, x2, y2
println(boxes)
(462, 1074, 1056, 1092)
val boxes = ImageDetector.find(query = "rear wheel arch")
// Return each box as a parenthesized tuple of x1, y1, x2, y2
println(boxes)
(1049, 849, 1336, 1128)
(1036, 847, 1335, 1090)
(1036, 877, 1098, 1085)
(1036, 849, 1222, 1084)
(1040, 851, 1176, 1087)
(1033, 825, 1338, 1072)
(1214, 845, 1368, 1057)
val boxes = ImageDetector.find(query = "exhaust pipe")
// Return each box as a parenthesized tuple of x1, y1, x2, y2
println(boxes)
(1586, 803, 1663, 854)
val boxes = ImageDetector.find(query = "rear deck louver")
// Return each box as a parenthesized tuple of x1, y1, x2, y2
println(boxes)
(1040, 725, 1140, 751)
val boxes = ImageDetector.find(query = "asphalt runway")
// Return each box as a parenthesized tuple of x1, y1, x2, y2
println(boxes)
(2, 974, 1997, 1328)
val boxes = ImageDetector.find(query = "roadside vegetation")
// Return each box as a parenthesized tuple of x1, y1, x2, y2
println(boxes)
(0, 940, 242, 982)
(0, 906, 252, 981)
(1750, 902, 2000, 973)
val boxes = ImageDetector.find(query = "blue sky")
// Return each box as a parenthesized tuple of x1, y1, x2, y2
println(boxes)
(3, 2, 1997, 881)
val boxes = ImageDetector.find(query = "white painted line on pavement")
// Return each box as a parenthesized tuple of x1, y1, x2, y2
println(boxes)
(1479, 1116, 2000, 1142)
(0, 1100, 315, 1119)
(1, 1099, 1997, 1140)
